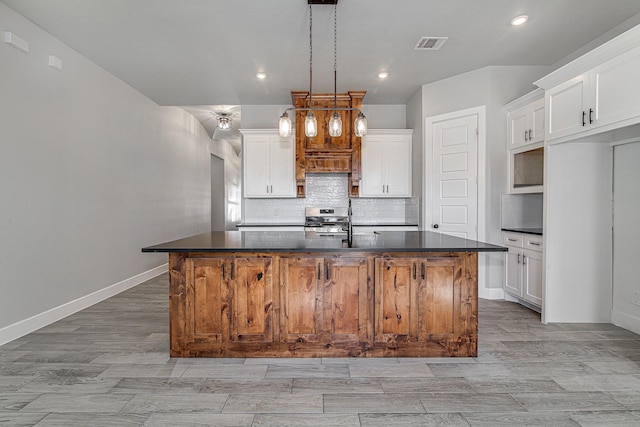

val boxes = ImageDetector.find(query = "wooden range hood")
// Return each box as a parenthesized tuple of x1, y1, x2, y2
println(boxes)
(292, 90, 365, 197)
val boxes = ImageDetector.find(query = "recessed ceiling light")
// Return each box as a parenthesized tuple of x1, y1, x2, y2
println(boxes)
(256, 72, 267, 79)
(377, 72, 389, 79)
(511, 15, 528, 26)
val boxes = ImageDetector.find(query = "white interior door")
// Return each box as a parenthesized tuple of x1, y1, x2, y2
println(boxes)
(429, 113, 478, 240)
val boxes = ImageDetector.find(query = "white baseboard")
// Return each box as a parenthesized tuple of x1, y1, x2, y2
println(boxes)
(479, 287, 505, 300)
(611, 310, 640, 335)
(0, 264, 168, 346)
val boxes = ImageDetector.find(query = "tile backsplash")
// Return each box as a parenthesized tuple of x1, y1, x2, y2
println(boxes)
(243, 173, 419, 224)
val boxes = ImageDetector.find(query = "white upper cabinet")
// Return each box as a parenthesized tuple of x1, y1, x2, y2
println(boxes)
(241, 130, 296, 198)
(505, 90, 545, 194)
(508, 98, 545, 149)
(590, 45, 640, 130)
(546, 73, 590, 141)
(360, 129, 412, 198)
(536, 25, 640, 143)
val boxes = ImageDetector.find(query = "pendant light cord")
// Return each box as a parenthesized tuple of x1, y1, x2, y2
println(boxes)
(333, 3, 337, 112)
(309, 4, 313, 110)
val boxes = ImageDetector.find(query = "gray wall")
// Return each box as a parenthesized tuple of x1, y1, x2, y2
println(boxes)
(0, 4, 218, 333)
(417, 65, 551, 291)
(406, 87, 423, 223)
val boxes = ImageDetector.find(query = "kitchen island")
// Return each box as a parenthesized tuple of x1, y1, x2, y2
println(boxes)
(142, 231, 506, 358)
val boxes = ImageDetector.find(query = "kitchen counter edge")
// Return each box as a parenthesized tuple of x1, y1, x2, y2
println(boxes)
(142, 230, 507, 253)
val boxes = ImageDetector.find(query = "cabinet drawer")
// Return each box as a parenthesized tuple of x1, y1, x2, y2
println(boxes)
(524, 236, 543, 251)
(503, 234, 523, 248)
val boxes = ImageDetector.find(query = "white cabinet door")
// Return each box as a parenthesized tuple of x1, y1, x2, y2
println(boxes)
(529, 99, 545, 144)
(509, 108, 528, 149)
(361, 130, 412, 198)
(505, 247, 523, 297)
(269, 136, 295, 197)
(244, 136, 271, 197)
(360, 136, 385, 196)
(546, 74, 589, 141)
(385, 135, 412, 197)
(591, 45, 640, 130)
(522, 249, 543, 306)
(242, 130, 295, 198)
(508, 99, 544, 149)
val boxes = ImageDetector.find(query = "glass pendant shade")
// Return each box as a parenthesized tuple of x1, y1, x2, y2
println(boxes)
(328, 111, 342, 137)
(354, 111, 367, 137)
(305, 111, 318, 137)
(278, 112, 292, 137)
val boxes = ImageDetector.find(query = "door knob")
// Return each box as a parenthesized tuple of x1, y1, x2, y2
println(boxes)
(433, 224, 439, 229)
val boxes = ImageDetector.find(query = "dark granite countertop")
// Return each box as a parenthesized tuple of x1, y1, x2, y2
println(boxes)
(501, 228, 543, 236)
(142, 231, 507, 253)
(235, 223, 304, 227)
(235, 223, 419, 227)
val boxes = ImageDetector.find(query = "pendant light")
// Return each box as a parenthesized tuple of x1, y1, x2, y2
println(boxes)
(303, 4, 317, 137)
(278, 0, 366, 139)
(328, 4, 342, 137)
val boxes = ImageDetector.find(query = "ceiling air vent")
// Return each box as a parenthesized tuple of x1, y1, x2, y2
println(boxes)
(414, 37, 448, 50)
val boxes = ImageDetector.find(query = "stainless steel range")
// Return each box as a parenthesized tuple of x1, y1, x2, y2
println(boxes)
(304, 207, 348, 236)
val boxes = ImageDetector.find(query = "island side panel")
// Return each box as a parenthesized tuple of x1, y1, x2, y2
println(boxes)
(169, 253, 187, 357)
(462, 252, 479, 356)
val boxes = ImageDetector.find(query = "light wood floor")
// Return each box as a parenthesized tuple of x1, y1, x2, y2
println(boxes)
(1, 273, 640, 426)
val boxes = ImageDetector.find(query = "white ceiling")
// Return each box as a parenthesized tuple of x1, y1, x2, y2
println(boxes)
(4, 0, 640, 108)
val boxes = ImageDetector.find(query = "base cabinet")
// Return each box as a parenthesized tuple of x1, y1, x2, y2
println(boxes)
(281, 257, 370, 350)
(375, 255, 476, 356)
(503, 232, 543, 308)
(180, 256, 274, 355)
(170, 251, 478, 357)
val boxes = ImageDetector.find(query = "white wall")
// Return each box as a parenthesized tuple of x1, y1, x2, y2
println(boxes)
(418, 66, 551, 295)
(0, 3, 218, 342)
(406, 87, 423, 223)
(544, 142, 613, 323)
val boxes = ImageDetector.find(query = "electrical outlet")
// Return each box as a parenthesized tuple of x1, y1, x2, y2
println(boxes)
(632, 292, 640, 307)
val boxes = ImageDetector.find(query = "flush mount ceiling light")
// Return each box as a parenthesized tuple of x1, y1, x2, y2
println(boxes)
(278, 0, 367, 138)
(511, 15, 529, 26)
(216, 113, 231, 130)
(256, 72, 267, 79)
(377, 71, 389, 79)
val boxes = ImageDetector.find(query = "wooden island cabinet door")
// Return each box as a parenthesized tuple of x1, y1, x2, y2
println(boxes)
(229, 257, 274, 343)
(185, 258, 230, 345)
(280, 256, 370, 345)
(280, 257, 323, 343)
(417, 255, 463, 342)
(323, 258, 369, 343)
(374, 257, 419, 343)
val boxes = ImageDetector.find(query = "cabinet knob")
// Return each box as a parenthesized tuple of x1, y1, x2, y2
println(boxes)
(433, 224, 439, 229)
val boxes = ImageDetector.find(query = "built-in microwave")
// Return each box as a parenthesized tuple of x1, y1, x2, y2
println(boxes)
(509, 144, 543, 193)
